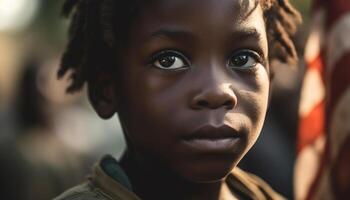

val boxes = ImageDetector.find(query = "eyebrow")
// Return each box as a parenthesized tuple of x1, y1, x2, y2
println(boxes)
(146, 27, 195, 43)
(230, 27, 263, 42)
(144, 27, 263, 46)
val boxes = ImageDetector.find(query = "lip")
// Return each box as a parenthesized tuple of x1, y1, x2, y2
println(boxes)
(181, 125, 241, 152)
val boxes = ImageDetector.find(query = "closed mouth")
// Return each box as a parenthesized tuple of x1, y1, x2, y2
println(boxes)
(183, 124, 240, 140)
(180, 124, 241, 152)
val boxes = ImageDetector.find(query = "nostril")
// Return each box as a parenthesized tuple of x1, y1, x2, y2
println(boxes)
(197, 100, 209, 108)
(223, 100, 234, 109)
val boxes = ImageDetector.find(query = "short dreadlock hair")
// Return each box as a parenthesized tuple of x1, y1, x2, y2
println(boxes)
(58, 0, 301, 92)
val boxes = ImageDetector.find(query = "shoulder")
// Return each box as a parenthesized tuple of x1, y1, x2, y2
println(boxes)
(227, 168, 286, 200)
(53, 182, 112, 200)
(54, 155, 141, 200)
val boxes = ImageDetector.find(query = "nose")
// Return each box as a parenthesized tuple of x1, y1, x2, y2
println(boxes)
(190, 83, 237, 110)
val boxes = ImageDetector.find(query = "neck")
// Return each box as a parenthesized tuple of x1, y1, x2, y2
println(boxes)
(119, 151, 236, 200)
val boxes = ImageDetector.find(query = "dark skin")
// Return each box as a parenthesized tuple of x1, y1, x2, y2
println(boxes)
(91, 0, 270, 199)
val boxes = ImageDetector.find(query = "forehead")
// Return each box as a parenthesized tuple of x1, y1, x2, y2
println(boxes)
(141, 0, 259, 19)
(131, 0, 265, 43)
(135, 0, 261, 24)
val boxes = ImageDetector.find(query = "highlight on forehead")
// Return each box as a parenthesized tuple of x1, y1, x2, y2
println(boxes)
(238, 0, 260, 21)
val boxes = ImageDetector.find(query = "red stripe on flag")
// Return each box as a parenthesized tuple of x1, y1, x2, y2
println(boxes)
(328, 53, 350, 119)
(325, 0, 350, 28)
(306, 53, 325, 83)
(298, 101, 325, 153)
(307, 53, 324, 72)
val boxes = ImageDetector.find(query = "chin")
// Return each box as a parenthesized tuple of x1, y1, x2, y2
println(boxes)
(176, 155, 239, 183)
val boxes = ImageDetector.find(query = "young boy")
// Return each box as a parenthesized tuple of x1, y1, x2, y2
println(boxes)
(55, 0, 301, 199)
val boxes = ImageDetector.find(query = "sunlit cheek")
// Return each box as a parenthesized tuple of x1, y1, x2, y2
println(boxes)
(253, 63, 270, 90)
(242, 67, 270, 140)
(254, 66, 270, 118)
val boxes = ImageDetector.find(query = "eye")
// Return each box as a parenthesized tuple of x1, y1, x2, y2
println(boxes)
(228, 50, 262, 70)
(151, 50, 189, 70)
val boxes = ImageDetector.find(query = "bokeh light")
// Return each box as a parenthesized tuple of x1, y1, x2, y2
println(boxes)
(0, 0, 41, 32)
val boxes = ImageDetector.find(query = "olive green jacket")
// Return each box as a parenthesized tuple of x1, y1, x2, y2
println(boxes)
(54, 155, 285, 200)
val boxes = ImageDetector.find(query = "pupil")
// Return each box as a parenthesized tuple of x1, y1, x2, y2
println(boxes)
(160, 56, 176, 68)
(233, 55, 248, 66)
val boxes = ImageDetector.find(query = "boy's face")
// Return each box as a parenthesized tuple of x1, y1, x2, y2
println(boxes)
(114, 0, 269, 182)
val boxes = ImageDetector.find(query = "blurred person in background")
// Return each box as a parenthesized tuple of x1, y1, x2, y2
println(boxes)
(0, 57, 125, 199)
(0, 36, 25, 141)
(0, 59, 90, 200)
(0, 1, 125, 199)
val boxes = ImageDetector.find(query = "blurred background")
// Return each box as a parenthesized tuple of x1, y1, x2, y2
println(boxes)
(0, 0, 312, 199)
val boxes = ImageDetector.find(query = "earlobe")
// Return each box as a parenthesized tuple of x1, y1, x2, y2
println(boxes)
(88, 79, 118, 119)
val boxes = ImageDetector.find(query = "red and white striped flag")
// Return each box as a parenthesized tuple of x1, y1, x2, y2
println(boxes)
(295, 0, 350, 199)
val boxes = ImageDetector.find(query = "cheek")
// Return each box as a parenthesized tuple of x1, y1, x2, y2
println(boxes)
(121, 69, 185, 119)
(241, 68, 270, 147)
(118, 68, 187, 147)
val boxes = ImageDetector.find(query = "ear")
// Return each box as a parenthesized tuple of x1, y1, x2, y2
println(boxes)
(88, 73, 117, 119)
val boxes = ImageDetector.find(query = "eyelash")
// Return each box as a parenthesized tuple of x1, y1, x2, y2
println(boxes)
(149, 50, 190, 65)
(148, 49, 264, 71)
(227, 49, 265, 72)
